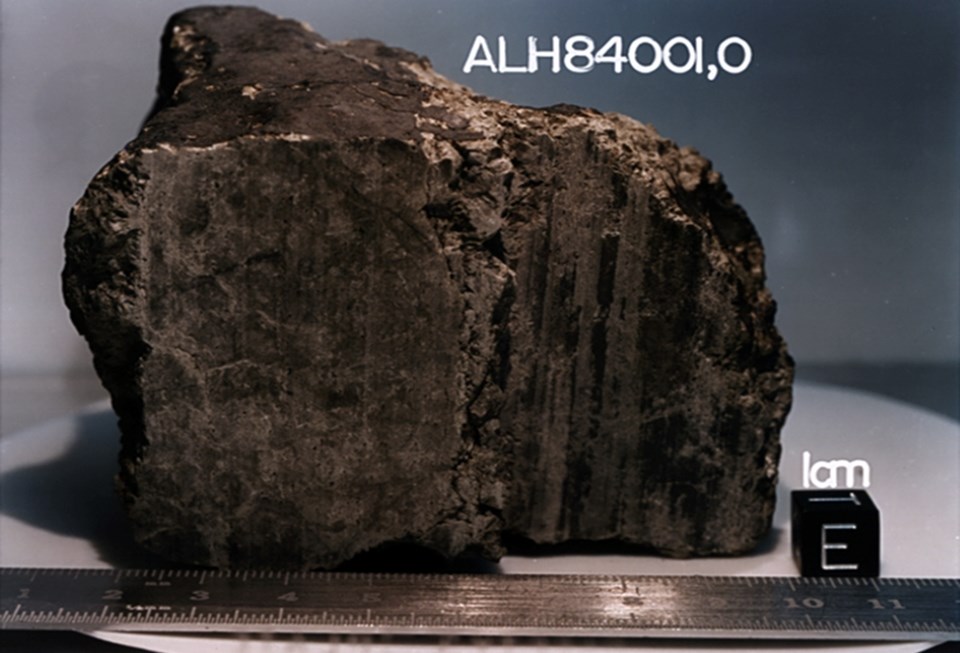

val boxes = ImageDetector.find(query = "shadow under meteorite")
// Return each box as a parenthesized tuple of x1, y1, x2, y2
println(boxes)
(0, 408, 168, 568)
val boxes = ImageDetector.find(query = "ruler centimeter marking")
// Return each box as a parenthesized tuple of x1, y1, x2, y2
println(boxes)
(1, 568, 957, 640)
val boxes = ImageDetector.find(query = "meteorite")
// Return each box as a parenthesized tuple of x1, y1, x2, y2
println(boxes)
(63, 6, 793, 569)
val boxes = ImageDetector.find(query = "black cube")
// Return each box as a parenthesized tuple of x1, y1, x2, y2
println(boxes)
(791, 489, 880, 577)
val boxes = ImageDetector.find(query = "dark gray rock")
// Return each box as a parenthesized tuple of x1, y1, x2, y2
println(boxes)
(63, 6, 793, 569)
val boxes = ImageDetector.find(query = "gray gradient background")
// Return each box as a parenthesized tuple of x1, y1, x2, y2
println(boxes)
(1, 1, 958, 410)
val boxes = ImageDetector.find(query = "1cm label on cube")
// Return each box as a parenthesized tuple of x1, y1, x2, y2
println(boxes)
(802, 450, 872, 489)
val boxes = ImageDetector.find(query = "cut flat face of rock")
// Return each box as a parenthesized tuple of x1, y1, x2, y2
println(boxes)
(63, 6, 794, 569)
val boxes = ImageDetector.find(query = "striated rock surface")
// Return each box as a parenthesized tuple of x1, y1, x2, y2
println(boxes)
(63, 6, 793, 569)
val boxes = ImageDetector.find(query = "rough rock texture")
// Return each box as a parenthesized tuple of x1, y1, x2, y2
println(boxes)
(63, 6, 793, 569)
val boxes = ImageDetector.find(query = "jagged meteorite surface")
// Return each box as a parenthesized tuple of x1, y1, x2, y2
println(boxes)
(63, 6, 794, 569)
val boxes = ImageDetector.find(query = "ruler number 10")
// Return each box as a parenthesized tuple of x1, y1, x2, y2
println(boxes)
(784, 597, 824, 609)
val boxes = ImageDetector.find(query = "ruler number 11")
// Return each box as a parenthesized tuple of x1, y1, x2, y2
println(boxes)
(868, 598, 905, 610)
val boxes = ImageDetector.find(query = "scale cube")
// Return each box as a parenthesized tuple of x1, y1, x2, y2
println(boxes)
(791, 489, 880, 577)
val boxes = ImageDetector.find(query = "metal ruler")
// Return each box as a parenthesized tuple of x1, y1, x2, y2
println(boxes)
(1, 568, 957, 640)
